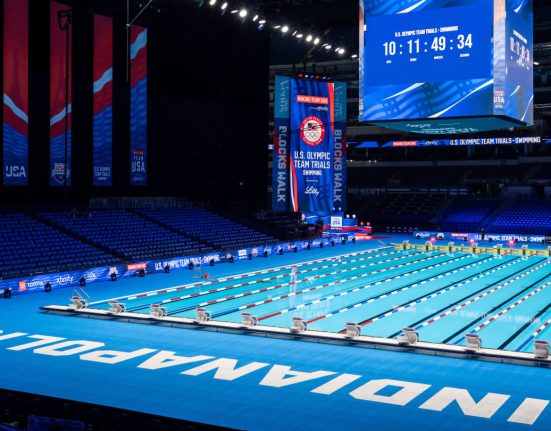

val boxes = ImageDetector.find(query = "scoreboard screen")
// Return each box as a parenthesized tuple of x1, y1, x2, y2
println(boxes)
(359, 0, 533, 134)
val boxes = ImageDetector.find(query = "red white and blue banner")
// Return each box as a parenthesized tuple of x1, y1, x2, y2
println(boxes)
(93, 14, 113, 186)
(130, 25, 147, 186)
(50, 1, 72, 186)
(3, 0, 29, 186)
(272, 77, 347, 217)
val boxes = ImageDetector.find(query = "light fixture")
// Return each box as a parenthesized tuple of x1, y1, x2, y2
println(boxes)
(324, 45, 332, 50)
(259, 19, 266, 24)
(252, 14, 258, 21)
(230, 9, 238, 14)
(209, 0, 216, 5)
(313, 37, 320, 44)
(338, 48, 345, 55)
(281, 25, 289, 33)
(296, 33, 303, 38)
(351, 54, 358, 58)
(221, 2, 228, 10)
(239, 9, 247, 17)
(306, 35, 312, 42)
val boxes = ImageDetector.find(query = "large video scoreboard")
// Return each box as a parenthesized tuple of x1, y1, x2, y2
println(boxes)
(359, 0, 533, 134)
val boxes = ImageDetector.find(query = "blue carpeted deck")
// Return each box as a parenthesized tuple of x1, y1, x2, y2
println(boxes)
(1, 237, 550, 430)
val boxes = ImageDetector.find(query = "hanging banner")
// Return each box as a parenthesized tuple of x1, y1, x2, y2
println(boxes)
(130, 25, 147, 186)
(289, 79, 335, 215)
(3, 0, 29, 186)
(93, 14, 113, 186)
(272, 75, 291, 212)
(333, 82, 347, 213)
(50, 1, 72, 186)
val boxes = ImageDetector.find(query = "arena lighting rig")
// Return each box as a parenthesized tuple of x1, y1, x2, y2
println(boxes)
(196, 0, 358, 59)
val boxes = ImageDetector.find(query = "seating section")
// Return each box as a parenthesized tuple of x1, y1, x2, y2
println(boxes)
(486, 200, 551, 235)
(439, 199, 499, 232)
(136, 208, 279, 250)
(40, 210, 213, 261)
(0, 213, 118, 279)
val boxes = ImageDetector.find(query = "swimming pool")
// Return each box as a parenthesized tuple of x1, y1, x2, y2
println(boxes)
(81, 245, 551, 353)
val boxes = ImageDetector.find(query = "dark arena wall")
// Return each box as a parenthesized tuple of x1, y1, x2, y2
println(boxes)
(0, 1, 270, 206)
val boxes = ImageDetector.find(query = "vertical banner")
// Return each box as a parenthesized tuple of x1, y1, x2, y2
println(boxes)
(50, 1, 72, 186)
(3, 0, 29, 186)
(272, 76, 291, 212)
(333, 82, 347, 212)
(289, 79, 334, 215)
(93, 14, 113, 186)
(129, 25, 147, 186)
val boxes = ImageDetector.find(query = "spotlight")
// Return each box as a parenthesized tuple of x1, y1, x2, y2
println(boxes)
(230, 9, 238, 14)
(259, 19, 266, 24)
(338, 48, 345, 55)
(220, 2, 228, 10)
(296, 33, 303, 38)
(164, 264, 170, 273)
(44, 282, 52, 292)
(306, 35, 312, 42)
(274, 25, 281, 29)
(313, 37, 320, 44)
(325, 45, 332, 50)
(351, 54, 358, 58)
(252, 14, 258, 21)
(209, 0, 216, 5)
(239, 9, 247, 17)
(79, 276, 86, 286)
(281, 25, 289, 33)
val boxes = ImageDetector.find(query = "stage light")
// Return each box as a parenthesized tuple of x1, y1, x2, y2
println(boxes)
(259, 19, 266, 24)
(351, 54, 358, 58)
(338, 48, 345, 55)
(352, 214, 356, 219)
(281, 25, 289, 33)
(313, 38, 320, 44)
(274, 25, 281, 29)
(296, 33, 303, 38)
(325, 45, 332, 50)
(209, 0, 216, 5)
(220, 2, 228, 10)
(252, 14, 258, 21)
(306, 35, 313, 42)
(292, 30, 297, 36)
(239, 9, 247, 17)
(230, 9, 238, 14)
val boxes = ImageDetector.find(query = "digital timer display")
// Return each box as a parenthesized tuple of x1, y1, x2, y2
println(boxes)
(363, 4, 492, 86)
(358, 0, 533, 132)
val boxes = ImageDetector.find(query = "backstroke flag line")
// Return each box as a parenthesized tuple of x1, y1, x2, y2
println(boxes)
(130, 25, 147, 186)
(93, 14, 113, 186)
(50, 1, 72, 186)
(3, 0, 29, 186)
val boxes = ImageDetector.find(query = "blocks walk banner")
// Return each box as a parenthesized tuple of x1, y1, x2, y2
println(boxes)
(3, 0, 29, 186)
(129, 25, 147, 186)
(50, 1, 72, 186)
(272, 76, 347, 217)
(93, 14, 113, 186)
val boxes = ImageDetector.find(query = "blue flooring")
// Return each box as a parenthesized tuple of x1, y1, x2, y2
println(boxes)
(1, 237, 551, 430)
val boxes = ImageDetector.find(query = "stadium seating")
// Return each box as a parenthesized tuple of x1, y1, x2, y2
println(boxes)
(135, 208, 279, 250)
(486, 200, 551, 235)
(40, 210, 213, 261)
(0, 213, 118, 279)
(438, 199, 499, 232)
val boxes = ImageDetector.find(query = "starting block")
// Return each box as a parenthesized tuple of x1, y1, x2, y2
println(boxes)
(397, 327, 419, 345)
(70, 296, 87, 310)
(195, 307, 211, 322)
(108, 301, 126, 314)
(290, 317, 307, 333)
(424, 241, 432, 251)
(465, 333, 482, 351)
(344, 322, 361, 338)
(534, 340, 550, 359)
(402, 240, 410, 250)
(494, 244, 503, 255)
(150, 304, 167, 318)
(447, 242, 455, 253)
(521, 244, 529, 256)
(241, 312, 258, 327)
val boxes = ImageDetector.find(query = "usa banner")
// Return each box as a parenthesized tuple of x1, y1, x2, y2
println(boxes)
(130, 25, 147, 186)
(93, 14, 113, 186)
(3, 0, 29, 186)
(289, 79, 335, 215)
(272, 76, 291, 213)
(50, 1, 72, 186)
